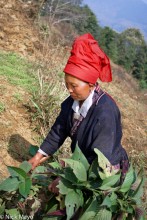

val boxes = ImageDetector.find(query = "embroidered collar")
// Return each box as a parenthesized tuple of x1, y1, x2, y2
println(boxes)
(72, 89, 95, 118)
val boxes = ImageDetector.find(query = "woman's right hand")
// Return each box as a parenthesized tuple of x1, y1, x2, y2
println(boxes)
(28, 152, 49, 170)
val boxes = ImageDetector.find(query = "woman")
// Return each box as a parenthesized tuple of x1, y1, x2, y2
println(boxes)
(29, 33, 129, 192)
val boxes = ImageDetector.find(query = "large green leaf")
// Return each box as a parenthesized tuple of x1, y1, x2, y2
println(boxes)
(109, 192, 118, 212)
(117, 199, 132, 216)
(63, 159, 87, 182)
(65, 189, 84, 220)
(71, 144, 90, 171)
(132, 176, 145, 204)
(7, 166, 27, 179)
(79, 197, 100, 220)
(0, 199, 5, 214)
(88, 158, 99, 180)
(126, 206, 134, 214)
(89, 178, 102, 189)
(99, 174, 121, 190)
(31, 165, 47, 179)
(5, 209, 20, 219)
(94, 148, 110, 171)
(101, 196, 112, 208)
(99, 171, 107, 180)
(19, 161, 32, 173)
(19, 177, 32, 198)
(131, 175, 141, 191)
(0, 177, 20, 192)
(119, 165, 135, 193)
(101, 193, 119, 213)
(93, 208, 112, 220)
(64, 167, 78, 183)
(58, 178, 75, 195)
(49, 161, 62, 169)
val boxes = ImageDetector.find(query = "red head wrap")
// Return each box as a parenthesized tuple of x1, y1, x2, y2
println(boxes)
(64, 33, 112, 84)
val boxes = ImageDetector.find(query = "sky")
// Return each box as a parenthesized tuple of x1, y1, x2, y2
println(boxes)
(142, 0, 147, 3)
(83, 0, 147, 39)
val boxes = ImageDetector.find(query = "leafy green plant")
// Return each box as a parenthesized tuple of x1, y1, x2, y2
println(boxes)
(0, 160, 50, 218)
(46, 146, 145, 220)
(0, 145, 145, 220)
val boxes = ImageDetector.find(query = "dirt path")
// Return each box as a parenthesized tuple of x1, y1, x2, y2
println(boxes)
(0, 76, 39, 179)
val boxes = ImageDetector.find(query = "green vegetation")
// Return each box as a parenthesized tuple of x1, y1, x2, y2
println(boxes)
(13, 92, 23, 102)
(0, 145, 145, 219)
(73, 5, 101, 39)
(0, 51, 38, 92)
(28, 78, 66, 137)
(0, 50, 67, 137)
(0, 101, 5, 113)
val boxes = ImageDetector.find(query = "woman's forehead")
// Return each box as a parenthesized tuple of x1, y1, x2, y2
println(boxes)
(64, 74, 83, 83)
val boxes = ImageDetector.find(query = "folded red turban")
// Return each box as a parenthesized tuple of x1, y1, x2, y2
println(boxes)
(64, 33, 112, 84)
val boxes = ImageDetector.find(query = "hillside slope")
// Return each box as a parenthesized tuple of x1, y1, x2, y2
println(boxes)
(0, 76, 39, 179)
(0, 0, 146, 179)
(0, 0, 42, 57)
(103, 63, 147, 156)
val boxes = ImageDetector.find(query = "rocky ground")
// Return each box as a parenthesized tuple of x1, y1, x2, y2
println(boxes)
(0, 0, 43, 57)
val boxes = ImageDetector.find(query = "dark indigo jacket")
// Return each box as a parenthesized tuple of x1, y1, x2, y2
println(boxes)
(40, 92, 128, 165)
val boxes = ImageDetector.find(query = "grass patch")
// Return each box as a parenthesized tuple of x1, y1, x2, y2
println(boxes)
(0, 102, 5, 113)
(0, 50, 38, 93)
(0, 50, 67, 139)
(13, 92, 23, 102)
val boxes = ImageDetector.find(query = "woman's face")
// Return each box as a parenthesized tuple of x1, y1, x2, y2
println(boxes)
(64, 74, 94, 101)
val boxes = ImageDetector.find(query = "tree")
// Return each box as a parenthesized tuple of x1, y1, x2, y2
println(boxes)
(98, 27, 118, 63)
(132, 45, 147, 88)
(41, 0, 84, 27)
(73, 5, 101, 40)
(116, 28, 146, 72)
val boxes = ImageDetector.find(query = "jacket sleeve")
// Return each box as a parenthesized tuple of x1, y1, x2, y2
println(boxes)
(39, 98, 71, 155)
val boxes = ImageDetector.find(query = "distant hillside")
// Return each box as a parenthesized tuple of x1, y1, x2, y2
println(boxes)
(83, 0, 147, 40)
